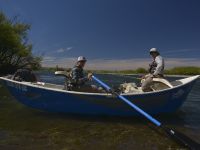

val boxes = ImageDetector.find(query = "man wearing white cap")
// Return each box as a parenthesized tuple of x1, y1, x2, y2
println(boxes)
(66, 56, 106, 93)
(69, 56, 93, 90)
(141, 48, 165, 92)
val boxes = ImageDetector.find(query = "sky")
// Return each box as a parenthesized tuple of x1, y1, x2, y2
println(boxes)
(0, 0, 200, 70)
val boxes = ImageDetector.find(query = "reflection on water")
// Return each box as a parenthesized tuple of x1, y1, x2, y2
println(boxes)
(0, 72, 199, 149)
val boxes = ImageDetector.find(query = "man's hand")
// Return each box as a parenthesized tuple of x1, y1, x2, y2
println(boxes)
(141, 75, 146, 79)
(142, 74, 152, 79)
(87, 73, 93, 81)
(149, 74, 154, 78)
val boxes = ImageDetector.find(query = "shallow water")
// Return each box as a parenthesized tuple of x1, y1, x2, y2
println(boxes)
(0, 72, 199, 150)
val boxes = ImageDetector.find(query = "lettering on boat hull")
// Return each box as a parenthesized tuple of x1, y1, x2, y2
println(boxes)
(6, 81, 27, 92)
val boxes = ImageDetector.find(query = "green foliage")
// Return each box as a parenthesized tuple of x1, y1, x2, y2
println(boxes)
(90, 67, 199, 75)
(0, 12, 41, 75)
(165, 67, 200, 75)
(135, 68, 148, 74)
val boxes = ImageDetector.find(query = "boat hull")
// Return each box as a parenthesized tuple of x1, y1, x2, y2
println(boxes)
(0, 77, 198, 116)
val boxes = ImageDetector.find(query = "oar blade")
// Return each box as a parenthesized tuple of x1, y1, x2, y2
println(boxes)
(162, 126, 200, 150)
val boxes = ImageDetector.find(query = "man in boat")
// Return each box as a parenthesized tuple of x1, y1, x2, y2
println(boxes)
(68, 56, 101, 92)
(141, 48, 165, 92)
(12, 64, 37, 82)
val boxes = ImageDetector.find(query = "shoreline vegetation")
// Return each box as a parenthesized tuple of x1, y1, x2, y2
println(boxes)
(0, 12, 41, 76)
(41, 66, 200, 76)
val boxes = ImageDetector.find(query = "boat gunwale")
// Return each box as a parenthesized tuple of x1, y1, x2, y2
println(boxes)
(0, 75, 199, 96)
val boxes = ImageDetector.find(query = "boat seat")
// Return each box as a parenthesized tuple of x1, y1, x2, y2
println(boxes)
(152, 78, 173, 88)
(170, 80, 183, 86)
(150, 78, 173, 91)
(55, 71, 71, 78)
(43, 83, 64, 90)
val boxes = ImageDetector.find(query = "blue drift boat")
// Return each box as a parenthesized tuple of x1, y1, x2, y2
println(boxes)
(0, 75, 199, 116)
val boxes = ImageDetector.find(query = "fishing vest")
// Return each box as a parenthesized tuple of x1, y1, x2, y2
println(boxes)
(149, 60, 157, 74)
(67, 66, 85, 87)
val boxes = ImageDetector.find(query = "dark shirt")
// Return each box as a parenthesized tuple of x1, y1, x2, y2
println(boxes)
(70, 65, 88, 86)
(13, 69, 37, 82)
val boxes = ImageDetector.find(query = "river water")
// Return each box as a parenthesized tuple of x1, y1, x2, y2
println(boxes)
(0, 72, 199, 150)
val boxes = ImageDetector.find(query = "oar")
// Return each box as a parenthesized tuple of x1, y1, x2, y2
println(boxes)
(92, 75, 200, 150)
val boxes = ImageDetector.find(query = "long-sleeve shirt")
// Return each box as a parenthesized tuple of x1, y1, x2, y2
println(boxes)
(70, 65, 88, 86)
(149, 55, 165, 76)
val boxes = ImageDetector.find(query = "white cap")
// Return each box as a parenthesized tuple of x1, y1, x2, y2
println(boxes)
(149, 48, 159, 54)
(77, 56, 87, 62)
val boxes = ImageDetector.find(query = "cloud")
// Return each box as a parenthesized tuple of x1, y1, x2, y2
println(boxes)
(42, 56, 57, 62)
(67, 47, 73, 50)
(42, 57, 200, 70)
(56, 47, 73, 53)
(56, 48, 65, 53)
(42, 57, 76, 68)
(161, 49, 199, 57)
(163, 49, 191, 54)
